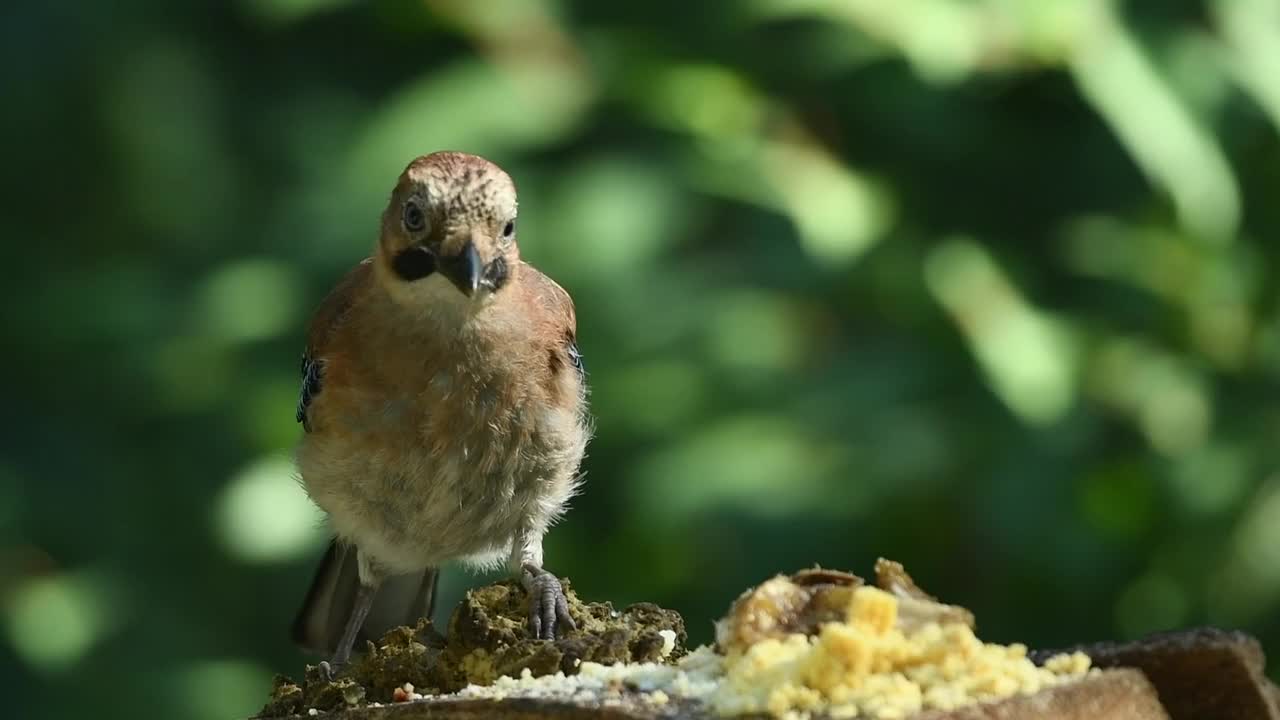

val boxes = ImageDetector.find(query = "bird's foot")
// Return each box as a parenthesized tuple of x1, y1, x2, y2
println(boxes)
(524, 568, 576, 640)
(317, 659, 345, 682)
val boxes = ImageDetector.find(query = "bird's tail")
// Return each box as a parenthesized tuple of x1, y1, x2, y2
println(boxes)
(292, 539, 440, 655)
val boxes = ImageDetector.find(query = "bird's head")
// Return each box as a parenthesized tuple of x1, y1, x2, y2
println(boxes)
(375, 151, 521, 307)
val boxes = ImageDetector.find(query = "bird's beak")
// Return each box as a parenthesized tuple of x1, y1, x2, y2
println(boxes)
(439, 241, 482, 297)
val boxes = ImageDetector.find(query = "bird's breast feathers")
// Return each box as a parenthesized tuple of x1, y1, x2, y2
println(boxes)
(295, 289, 588, 573)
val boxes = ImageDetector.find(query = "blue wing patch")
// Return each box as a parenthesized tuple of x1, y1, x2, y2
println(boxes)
(297, 354, 323, 432)
(567, 341, 584, 375)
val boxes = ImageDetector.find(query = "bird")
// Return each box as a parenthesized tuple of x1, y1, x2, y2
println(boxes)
(290, 151, 590, 673)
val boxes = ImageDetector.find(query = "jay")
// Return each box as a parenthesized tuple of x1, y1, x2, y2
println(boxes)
(290, 151, 589, 673)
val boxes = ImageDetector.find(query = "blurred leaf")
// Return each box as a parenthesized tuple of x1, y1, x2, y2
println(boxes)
(750, 0, 987, 82)
(629, 415, 852, 523)
(1213, 0, 1280, 132)
(1209, 475, 1280, 624)
(198, 258, 304, 344)
(1169, 444, 1250, 516)
(926, 238, 1080, 425)
(763, 137, 892, 265)
(541, 155, 687, 281)
(1069, 5, 1240, 241)
(348, 58, 593, 213)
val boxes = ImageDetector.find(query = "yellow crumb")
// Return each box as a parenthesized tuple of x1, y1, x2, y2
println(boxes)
(711, 586, 1092, 719)
(646, 690, 670, 705)
(1042, 651, 1091, 675)
(847, 587, 898, 636)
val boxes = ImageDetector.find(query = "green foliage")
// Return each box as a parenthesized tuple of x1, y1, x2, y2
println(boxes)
(3, 0, 1279, 717)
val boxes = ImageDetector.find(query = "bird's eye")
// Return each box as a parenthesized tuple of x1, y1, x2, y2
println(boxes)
(403, 202, 426, 232)
(502, 221, 515, 238)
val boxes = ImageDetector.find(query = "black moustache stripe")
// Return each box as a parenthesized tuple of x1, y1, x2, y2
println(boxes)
(392, 247, 437, 281)
(484, 256, 509, 291)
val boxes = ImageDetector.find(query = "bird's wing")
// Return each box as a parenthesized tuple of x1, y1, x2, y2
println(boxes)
(296, 258, 375, 431)
(521, 262, 584, 375)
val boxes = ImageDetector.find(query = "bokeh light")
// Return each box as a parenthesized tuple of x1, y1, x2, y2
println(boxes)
(217, 454, 327, 564)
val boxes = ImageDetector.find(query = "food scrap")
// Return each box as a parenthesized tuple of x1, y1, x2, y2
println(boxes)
(706, 561, 1092, 718)
(259, 562, 1095, 719)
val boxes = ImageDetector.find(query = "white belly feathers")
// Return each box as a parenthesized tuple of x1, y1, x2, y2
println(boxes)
(297, 369, 585, 576)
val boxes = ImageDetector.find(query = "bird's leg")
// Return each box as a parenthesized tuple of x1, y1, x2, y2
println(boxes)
(510, 528, 575, 640)
(318, 582, 374, 679)
(405, 566, 439, 628)
(320, 550, 381, 680)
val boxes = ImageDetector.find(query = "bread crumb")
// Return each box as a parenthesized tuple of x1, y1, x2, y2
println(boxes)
(706, 586, 1092, 718)
(1042, 651, 1091, 675)
(659, 629, 678, 658)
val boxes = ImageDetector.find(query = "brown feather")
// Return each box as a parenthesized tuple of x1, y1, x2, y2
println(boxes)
(305, 258, 375, 362)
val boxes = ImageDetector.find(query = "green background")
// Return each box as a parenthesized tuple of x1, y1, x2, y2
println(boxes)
(3, 1, 1279, 718)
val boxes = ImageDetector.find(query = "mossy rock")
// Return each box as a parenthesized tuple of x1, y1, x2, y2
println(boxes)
(257, 579, 686, 718)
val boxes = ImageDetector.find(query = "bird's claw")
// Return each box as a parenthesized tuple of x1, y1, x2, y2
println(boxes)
(527, 571, 575, 640)
(318, 660, 343, 682)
